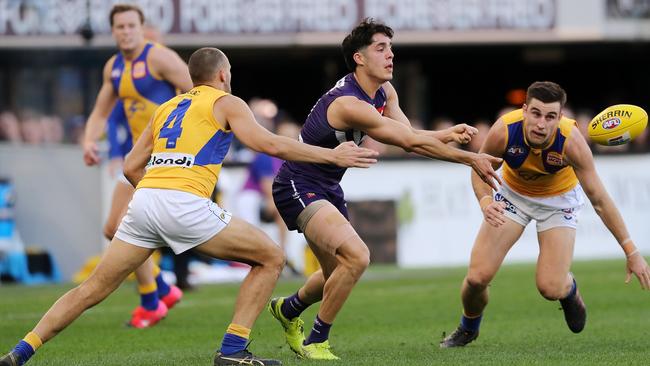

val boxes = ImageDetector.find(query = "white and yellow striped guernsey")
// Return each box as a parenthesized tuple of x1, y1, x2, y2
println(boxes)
(501, 108, 578, 197)
(137, 85, 233, 198)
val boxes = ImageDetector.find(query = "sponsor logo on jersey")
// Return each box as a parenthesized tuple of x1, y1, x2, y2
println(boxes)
(306, 192, 316, 198)
(132, 61, 146, 79)
(602, 117, 621, 130)
(147, 153, 194, 169)
(507, 145, 525, 156)
(546, 151, 563, 166)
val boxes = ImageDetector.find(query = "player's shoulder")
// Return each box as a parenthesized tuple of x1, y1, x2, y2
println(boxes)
(559, 115, 578, 132)
(147, 43, 182, 67)
(330, 94, 371, 115)
(213, 93, 246, 115)
(381, 81, 396, 94)
(500, 108, 524, 124)
(102, 54, 119, 77)
(149, 42, 178, 56)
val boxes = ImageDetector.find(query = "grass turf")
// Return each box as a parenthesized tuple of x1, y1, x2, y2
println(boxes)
(1, 259, 649, 365)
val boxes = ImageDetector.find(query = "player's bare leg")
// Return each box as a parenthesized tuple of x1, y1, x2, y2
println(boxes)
(103, 181, 134, 241)
(105, 181, 180, 327)
(270, 202, 365, 360)
(302, 204, 369, 359)
(441, 219, 524, 348)
(537, 227, 585, 333)
(194, 217, 284, 365)
(309, 233, 368, 325)
(297, 268, 326, 304)
(0, 240, 153, 365)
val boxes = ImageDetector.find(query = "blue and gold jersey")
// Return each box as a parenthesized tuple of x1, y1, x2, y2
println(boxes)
(137, 85, 233, 198)
(110, 42, 176, 144)
(501, 109, 578, 197)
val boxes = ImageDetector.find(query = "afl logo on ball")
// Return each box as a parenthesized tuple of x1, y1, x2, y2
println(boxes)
(602, 118, 621, 130)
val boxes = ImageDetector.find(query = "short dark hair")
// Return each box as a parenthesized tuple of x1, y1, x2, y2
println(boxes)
(110, 4, 145, 27)
(188, 47, 227, 85)
(341, 18, 394, 72)
(526, 81, 567, 107)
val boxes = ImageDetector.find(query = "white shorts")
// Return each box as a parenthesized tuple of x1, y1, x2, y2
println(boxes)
(115, 188, 232, 254)
(495, 182, 585, 232)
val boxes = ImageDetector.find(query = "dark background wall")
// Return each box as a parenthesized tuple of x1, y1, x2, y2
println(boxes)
(0, 41, 647, 126)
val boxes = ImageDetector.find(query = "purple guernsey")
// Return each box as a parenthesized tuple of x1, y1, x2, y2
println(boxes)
(273, 73, 386, 231)
(278, 73, 386, 186)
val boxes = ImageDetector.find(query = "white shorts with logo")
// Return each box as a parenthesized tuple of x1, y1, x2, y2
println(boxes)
(495, 181, 585, 232)
(115, 188, 232, 254)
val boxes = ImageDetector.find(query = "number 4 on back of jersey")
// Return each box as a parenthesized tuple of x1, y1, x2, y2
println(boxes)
(159, 98, 192, 149)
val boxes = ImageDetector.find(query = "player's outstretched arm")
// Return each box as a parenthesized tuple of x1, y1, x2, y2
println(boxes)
(217, 95, 378, 168)
(149, 46, 193, 92)
(418, 124, 478, 145)
(566, 127, 650, 289)
(83, 57, 119, 166)
(123, 121, 154, 187)
(332, 96, 502, 190)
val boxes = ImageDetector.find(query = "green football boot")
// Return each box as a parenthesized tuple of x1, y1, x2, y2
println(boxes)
(301, 340, 339, 360)
(268, 297, 306, 356)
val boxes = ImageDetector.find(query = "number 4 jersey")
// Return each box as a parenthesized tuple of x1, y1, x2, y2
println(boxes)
(137, 85, 233, 198)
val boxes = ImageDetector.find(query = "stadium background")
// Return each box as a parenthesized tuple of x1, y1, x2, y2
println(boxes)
(0, 0, 648, 284)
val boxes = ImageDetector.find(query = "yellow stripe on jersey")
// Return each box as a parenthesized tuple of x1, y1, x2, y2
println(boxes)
(137, 85, 233, 198)
(501, 109, 578, 197)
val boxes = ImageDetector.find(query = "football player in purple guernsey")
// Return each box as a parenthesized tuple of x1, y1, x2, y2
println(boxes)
(268, 18, 503, 360)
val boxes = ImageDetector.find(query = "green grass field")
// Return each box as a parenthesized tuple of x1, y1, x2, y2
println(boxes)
(1, 259, 649, 365)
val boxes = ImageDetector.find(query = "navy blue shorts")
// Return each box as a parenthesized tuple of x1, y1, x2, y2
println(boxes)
(272, 177, 348, 232)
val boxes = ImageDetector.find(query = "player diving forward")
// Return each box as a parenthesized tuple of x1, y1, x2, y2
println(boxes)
(440, 81, 650, 348)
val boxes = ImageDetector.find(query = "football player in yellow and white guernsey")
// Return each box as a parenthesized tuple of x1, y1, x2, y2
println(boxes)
(82, 4, 194, 328)
(0, 47, 379, 366)
(440, 81, 650, 348)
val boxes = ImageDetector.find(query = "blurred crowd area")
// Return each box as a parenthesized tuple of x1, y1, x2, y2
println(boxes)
(0, 99, 648, 159)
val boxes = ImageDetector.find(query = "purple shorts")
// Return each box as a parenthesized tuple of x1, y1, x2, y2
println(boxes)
(272, 176, 348, 232)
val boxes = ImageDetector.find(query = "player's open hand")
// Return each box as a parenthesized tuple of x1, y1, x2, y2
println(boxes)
(83, 140, 101, 166)
(471, 153, 503, 191)
(483, 200, 507, 227)
(625, 249, 650, 290)
(447, 124, 477, 145)
(333, 141, 378, 168)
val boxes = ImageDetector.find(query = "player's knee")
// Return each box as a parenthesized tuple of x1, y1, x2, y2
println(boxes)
(536, 279, 566, 300)
(465, 272, 491, 289)
(263, 243, 286, 272)
(341, 244, 370, 278)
